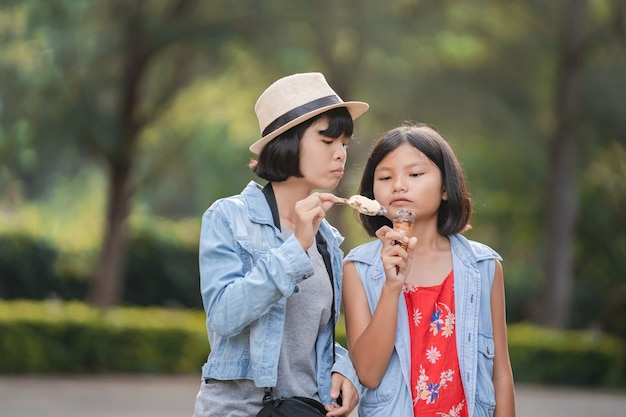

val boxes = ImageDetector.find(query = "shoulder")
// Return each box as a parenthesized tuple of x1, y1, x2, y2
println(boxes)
(344, 239, 382, 265)
(450, 233, 502, 262)
(203, 181, 269, 221)
(205, 181, 258, 210)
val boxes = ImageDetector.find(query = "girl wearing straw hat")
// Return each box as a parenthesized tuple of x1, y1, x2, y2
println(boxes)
(193, 73, 369, 417)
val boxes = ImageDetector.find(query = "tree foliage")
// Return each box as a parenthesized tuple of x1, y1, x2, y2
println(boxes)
(0, 0, 624, 331)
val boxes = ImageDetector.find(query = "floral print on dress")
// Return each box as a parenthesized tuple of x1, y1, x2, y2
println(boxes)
(429, 302, 455, 338)
(404, 271, 467, 417)
(414, 366, 455, 405)
(437, 400, 465, 417)
(412, 308, 423, 326)
(426, 346, 441, 364)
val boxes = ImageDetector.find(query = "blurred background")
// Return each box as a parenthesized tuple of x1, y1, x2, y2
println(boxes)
(0, 0, 625, 388)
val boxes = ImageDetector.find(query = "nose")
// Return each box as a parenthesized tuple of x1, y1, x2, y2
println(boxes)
(334, 141, 347, 161)
(393, 178, 407, 192)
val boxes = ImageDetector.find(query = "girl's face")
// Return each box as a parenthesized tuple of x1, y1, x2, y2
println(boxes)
(298, 116, 349, 190)
(373, 143, 447, 222)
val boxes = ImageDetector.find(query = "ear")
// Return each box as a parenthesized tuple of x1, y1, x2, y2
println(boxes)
(442, 186, 448, 201)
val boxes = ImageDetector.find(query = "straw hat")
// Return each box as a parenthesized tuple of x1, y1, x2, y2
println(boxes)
(250, 72, 369, 154)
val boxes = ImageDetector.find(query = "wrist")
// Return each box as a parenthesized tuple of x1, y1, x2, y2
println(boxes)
(382, 279, 404, 296)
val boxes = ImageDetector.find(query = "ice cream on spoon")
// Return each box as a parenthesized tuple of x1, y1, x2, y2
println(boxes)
(339, 195, 387, 216)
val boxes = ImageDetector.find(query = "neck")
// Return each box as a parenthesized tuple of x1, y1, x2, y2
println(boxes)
(409, 221, 449, 253)
(271, 179, 311, 225)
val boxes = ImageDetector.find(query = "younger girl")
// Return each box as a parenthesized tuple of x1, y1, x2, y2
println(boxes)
(343, 123, 516, 417)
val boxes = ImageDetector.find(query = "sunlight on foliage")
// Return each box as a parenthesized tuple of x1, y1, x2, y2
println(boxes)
(436, 31, 487, 66)
(139, 48, 261, 154)
(0, 168, 105, 252)
(130, 212, 200, 247)
(0, 299, 205, 331)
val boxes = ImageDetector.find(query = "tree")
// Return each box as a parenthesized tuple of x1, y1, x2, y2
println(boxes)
(539, 0, 588, 327)
(1, 0, 240, 309)
(87, 0, 202, 309)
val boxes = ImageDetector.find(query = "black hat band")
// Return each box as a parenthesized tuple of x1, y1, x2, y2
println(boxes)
(262, 95, 341, 137)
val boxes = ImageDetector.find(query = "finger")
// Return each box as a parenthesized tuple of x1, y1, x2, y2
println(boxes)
(311, 206, 326, 227)
(299, 192, 337, 214)
(328, 373, 342, 401)
(380, 229, 409, 248)
(325, 404, 349, 416)
(317, 192, 345, 207)
(375, 225, 393, 240)
(295, 201, 326, 224)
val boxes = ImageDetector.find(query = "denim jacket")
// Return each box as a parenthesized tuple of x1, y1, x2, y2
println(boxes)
(199, 181, 359, 404)
(344, 234, 501, 417)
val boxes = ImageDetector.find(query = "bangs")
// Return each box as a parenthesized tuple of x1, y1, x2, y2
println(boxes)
(319, 107, 354, 138)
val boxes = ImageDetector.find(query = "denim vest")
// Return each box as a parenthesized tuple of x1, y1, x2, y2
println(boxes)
(344, 234, 501, 417)
(199, 181, 359, 404)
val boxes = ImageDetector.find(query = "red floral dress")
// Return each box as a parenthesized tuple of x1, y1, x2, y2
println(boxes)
(403, 270, 468, 417)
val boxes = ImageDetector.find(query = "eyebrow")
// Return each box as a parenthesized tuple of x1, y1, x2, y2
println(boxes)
(376, 160, 429, 171)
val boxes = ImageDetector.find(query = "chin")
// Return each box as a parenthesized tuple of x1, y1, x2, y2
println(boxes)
(315, 179, 340, 190)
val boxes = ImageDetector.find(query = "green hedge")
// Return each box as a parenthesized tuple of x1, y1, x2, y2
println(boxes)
(0, 300, 208, 374)
(508, 322, 625, 387)
(0, 233, 57, 299)
(0, 301, 624, 388)
(0, 231, 202, 309)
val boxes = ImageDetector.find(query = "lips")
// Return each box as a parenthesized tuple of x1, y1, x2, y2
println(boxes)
(390, 198, 412, 206)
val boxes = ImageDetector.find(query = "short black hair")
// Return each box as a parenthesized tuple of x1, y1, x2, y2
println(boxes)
(358, 123, 473, 237)
(252, 107, 354, 181)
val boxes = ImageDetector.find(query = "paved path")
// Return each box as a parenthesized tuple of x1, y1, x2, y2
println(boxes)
(1, 375, 625, 417)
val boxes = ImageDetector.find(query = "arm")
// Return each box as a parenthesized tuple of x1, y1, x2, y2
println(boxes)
(343, 261, 399, 389)
(342, 227, 415, 389)
(491, 260, 517, 417)
(200, 207, 312, 337)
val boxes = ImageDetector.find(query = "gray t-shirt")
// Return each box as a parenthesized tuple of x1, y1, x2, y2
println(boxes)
(195, 232, 333, 417)
(276, 229, 333, 399)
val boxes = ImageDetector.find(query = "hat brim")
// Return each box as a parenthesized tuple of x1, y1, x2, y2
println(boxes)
(249, 101, 369, 154)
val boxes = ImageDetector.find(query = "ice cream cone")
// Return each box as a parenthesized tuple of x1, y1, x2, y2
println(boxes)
(392, 209, 415, 249)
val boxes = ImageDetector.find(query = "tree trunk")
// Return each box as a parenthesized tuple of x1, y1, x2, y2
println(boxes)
(88, 1, 148, 310)
(540, 0, 588, 328)
(89, 163, 133, 309)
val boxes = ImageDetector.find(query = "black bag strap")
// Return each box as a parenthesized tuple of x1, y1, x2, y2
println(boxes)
(314, 228, 337, 363)
(262, 183, 281, 233)
(261, 182, 337, 362)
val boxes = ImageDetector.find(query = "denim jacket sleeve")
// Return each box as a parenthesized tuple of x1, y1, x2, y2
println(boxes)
(331, 342, 363, 396)
(199, 203, 314, 338)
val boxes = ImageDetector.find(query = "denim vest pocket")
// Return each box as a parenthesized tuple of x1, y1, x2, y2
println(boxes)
(359, 353, 405, 407)
(475, 333, 496, 413)
(473, 401, 496, 417)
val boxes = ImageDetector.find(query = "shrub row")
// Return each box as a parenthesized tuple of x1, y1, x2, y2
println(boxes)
(508, 322, 625, 387)
(0, 300, 207, 374)
(0, 232, 202, 309)
(0, 301, 624, 388)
